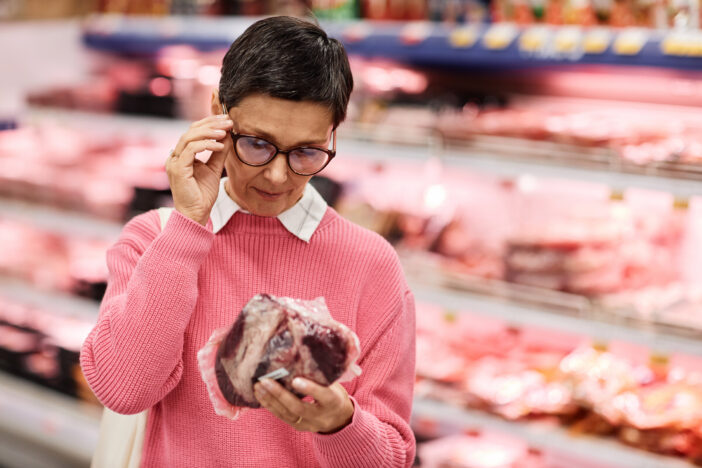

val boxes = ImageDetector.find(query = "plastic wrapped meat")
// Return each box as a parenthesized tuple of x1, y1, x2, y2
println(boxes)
(559, 347, 653, 422)
(606, 378, 702, 456)
(463, 356, 576, 420)
(198, 294, 361, 419)
(612, 380, 702, 429)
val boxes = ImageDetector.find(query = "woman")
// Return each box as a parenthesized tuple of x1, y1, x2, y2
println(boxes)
(80, 16, 416, 468)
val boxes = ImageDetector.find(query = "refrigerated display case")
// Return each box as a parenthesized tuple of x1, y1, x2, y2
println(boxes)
(3, 12, 702, 468)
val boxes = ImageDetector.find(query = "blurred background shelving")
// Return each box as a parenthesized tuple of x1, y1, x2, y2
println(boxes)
(411, 398, 699, 468)
(0, 372, 101, 468)
(82, 15, 702, 69)
(3, 0, 702, 466)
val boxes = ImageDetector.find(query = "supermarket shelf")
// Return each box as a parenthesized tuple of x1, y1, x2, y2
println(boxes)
(342, 136, 702, 199)
(409, 280, 702, 357)
(81, 15, 702, 70)
(0, 372, 101, 468)
(412, 397, 697, 468)
(451, 133, 702, 184)
(82, 14, 253, 54)
(0, 198, 123, 239)
(0, 278, 100, 321)
(24, 106, 189, 138)
(25, 108, 702, 197)
(439, 148, 702, 200)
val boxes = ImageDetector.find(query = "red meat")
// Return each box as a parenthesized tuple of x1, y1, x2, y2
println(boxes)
(198, 294, 361, 419)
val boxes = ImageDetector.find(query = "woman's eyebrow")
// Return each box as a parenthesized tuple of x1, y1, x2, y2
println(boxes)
(242, 125, 328, 148)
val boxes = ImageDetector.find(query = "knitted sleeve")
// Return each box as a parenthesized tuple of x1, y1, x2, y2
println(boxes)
(80, 210, 214, 414)
(312, 243, 417, 468)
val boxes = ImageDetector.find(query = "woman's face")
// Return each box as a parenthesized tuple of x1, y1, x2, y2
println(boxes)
(213, 93, 334, 217)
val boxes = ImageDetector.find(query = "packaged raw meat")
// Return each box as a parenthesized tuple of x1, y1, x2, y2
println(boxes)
(197, 294, 361, 420)
(606, 378, 702, 457)
(463, 356, 576, 420)
(559, 346, 654, 423)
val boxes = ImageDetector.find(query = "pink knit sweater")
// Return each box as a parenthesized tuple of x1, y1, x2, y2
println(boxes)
(80, 207, 416, 467)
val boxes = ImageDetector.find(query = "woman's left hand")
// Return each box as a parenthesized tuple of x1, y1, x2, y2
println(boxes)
(253, 378, 354, 433)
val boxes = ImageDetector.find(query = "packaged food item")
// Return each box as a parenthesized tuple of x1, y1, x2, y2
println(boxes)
(611, 380, 702, 455)
(313, 0, 359, 19)
(559, 346, 654, 427)
(198, 294, 361, 419)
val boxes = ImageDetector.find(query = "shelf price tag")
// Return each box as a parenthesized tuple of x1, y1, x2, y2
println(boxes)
(661, 32, 702, 57)
(583, 28, 612, 54)
(554, 27, 583, 53)
(483, 24, 518, 50)
(673, 197, 689, 210)
(609, 190, 624, 201)
(449, 26, 478, 48)
(400, 22, 433, 45)
(613, 29, 648, 56)
(591, 340, 609, 352)
(443, 310, 458, 323)
(519, 26, 550, 52)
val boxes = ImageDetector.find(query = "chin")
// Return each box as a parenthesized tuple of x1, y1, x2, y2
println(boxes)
(249, 202, 287, 217)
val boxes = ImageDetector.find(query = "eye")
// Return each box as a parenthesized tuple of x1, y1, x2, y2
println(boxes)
(292, 148, 323, 159)
(250, 138, 270, 150)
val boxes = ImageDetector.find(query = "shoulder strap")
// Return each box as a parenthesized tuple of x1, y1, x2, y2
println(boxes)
(157, 207, 175, 231)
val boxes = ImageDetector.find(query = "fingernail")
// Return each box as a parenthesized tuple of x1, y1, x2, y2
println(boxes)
(216, 114, 228, 119)
(213, 129, 225, 135)
(255, 383, 266, 395)
(261, 379, 274, 391)
(293, 378, 306, 390)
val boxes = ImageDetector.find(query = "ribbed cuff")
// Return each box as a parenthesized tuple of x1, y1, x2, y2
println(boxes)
(313, 396, 384, 467)
(151, 209, 215, 270)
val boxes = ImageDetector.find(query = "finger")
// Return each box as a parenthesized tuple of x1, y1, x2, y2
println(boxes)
(174, 117, 232, 155)
(172, 140, 224, 172)
(174, 123, 232, 156)
(254, 382, 302, 425)
(205, 130, 232, 175)
(258, 379, 312, 418)
(190, 114, 232, 129)
(292, 378, 337, 407)
(174, 122, 208, 155)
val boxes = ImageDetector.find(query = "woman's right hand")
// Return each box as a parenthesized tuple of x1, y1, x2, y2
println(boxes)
(165, 115, 233, 226)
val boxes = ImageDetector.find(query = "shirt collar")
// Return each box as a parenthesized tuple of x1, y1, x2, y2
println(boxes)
(211, 177, 327, 242)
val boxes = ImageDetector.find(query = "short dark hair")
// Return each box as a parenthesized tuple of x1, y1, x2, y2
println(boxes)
(219, 16, 354, 129)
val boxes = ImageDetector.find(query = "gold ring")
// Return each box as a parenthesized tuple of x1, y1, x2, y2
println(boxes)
(295, 415, 303, 425)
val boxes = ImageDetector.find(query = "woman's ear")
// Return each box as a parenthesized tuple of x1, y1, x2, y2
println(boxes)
(210, 88, 224, 116)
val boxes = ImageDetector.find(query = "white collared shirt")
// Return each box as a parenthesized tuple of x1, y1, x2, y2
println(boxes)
(210, 177, 328, 243)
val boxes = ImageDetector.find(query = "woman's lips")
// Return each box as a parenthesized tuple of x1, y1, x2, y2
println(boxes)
(254, 187, 285, 200)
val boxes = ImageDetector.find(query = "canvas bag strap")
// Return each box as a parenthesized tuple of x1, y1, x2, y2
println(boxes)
(157, 207, 175, 230)
(91, 208, 173, 468)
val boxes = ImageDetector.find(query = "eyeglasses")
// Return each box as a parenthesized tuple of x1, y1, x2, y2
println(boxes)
(221, 103, 336, 176)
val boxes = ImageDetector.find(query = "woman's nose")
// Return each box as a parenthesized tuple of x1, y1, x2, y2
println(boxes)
(263, 152, 289, 185)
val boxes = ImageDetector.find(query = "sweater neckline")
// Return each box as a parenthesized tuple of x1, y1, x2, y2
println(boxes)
(218, 207, 337, 238)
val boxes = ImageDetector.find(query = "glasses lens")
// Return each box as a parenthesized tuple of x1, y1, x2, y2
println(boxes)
(236, 136, 276, 165)
(289, 148, 329, 175)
